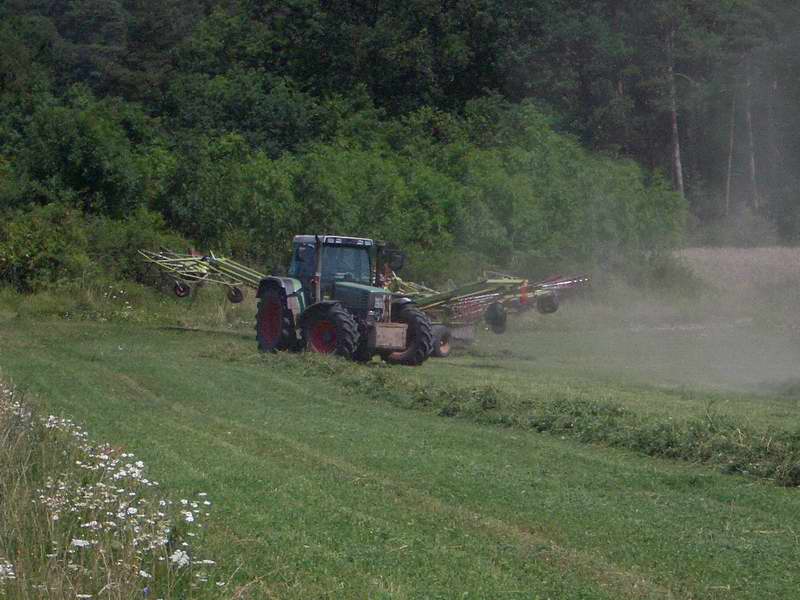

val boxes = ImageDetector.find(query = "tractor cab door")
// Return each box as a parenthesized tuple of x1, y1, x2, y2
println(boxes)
(289, 242, 316, 305)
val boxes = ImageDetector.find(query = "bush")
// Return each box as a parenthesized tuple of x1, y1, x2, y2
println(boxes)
(88, 209, 187, 282)
(0, 203, 91, 291)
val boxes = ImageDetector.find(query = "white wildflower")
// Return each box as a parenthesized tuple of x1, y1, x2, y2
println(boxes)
(0, 559, 16, 581)
(169, 549, 190, 567)
(71, 539, 92, 548)
(139, 570, 152, 579)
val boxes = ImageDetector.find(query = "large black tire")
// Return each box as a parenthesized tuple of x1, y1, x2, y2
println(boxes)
(383, 304, 433, 366)
(431, 325, 451, 358)
(255, 288, 296, 352)
(303, 304, 359, 359)
(536, 292, 559, 314)
(353, 340, 374, 363)
(485, 302, 507, 334)
(353, 323, 375, 363)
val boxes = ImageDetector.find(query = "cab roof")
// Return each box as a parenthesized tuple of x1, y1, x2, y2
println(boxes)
(292, 235, 374, 247)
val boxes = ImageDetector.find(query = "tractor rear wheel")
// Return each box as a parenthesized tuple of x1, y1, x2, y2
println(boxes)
(383, 304, 433, 366)
(431, 325, 451, 358)
(303, 304, 359, 358)
(256, 288, 296, 352)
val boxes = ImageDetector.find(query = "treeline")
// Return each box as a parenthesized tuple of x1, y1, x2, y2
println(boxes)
(1, 1, 794, 290)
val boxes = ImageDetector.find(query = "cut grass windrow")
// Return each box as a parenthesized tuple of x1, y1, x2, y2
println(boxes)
(276, 353, 800, 487)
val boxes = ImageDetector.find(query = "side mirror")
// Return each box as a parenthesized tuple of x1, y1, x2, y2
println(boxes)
(387, 250, 405, 272)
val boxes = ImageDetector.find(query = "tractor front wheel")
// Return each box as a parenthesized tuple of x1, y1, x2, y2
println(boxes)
(303, 304, 359, 358)
(383, 304, 433, 366)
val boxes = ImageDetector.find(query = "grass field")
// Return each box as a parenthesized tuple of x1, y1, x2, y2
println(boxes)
(1, 248, 799, 598)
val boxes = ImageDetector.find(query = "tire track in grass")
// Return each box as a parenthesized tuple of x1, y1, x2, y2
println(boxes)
(252, 429, 676, 600)
(133, 416, 541, 598)
(137, 368, 676, 600)
(97, 365, 650, 599)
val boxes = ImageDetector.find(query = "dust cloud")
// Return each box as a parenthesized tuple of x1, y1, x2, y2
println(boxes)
(522, 247, 800, 395)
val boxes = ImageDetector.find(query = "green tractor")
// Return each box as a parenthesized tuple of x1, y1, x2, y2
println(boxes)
(255, 235, 433, 365)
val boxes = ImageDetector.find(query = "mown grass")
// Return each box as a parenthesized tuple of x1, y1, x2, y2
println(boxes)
(2, 311, 800, 599)
(250, 350, 800, 487)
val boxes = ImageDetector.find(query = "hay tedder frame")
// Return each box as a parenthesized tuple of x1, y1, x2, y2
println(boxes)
(138, 249, 265, 304)
(388, 272, 589, 341)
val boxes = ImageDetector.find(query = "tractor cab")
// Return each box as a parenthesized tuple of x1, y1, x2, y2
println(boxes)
(288, 235, 376, 304)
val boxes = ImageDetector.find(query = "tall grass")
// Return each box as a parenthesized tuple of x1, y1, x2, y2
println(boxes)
(0, 279, 258, 331)
(0, 379, 223, 599)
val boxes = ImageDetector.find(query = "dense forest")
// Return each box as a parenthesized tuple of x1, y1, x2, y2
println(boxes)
(1, 0, 798, 290)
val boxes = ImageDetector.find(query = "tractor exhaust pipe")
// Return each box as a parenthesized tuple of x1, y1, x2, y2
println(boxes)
(314, 235, 323, 303)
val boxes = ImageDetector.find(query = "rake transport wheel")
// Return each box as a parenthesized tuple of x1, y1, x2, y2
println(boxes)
(431, 325, 451, 358)
(303, 304, 359, 358)
(174, 281, 191, 298)
(535, 292, 559, 314)
(255, 288, 296, 352)
(227, 286, 244, 304)
(485, 302, 507, 334)
(383, 304, 433, 366)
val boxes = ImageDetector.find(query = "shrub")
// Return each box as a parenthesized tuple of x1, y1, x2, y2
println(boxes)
(0, 203, 91, 291)
(88, 209, 187, 282)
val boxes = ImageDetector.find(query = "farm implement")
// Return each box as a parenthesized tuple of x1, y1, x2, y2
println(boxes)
(138, 249, 264, 303)
(388, 272, 589, 356)
(140, 239, 589, 362)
